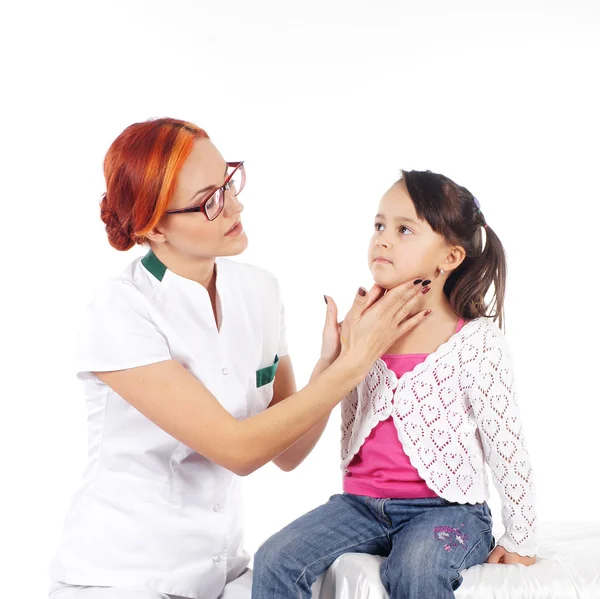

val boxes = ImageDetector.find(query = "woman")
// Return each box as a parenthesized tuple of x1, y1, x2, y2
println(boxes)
(48, 117, 434, 599)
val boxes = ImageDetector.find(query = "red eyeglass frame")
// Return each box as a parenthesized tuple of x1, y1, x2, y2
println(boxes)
(165, 161, 245, 220)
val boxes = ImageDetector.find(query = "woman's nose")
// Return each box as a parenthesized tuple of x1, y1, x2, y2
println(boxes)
(224, 193, 244, 216)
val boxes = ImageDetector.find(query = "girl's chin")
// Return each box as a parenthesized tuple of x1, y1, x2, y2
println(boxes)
(371, 274, 401, 291)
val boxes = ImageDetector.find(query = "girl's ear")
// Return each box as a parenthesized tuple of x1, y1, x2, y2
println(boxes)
(441, 245, 467, 274)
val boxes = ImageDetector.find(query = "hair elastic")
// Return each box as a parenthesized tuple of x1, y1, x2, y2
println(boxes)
(474, 196, 488, 229)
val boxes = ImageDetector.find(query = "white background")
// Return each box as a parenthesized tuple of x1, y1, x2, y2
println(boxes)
(1, 0, 599, 595)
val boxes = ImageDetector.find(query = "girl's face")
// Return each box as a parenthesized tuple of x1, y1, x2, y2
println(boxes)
(368, 180, 451, 289)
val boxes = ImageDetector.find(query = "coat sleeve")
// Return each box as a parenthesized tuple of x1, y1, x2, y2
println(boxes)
(76, 279, 172, 377)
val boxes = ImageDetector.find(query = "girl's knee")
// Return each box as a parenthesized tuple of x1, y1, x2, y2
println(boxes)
(254, 537, 281, 570)
(254, 530, 299, 573)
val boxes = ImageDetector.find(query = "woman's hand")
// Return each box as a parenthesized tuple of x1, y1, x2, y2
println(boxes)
(486, 546, 536, 566)
(337, 279, 431, 374)
(320, 295, 342, 364)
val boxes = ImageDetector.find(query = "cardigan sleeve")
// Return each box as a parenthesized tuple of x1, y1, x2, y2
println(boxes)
(470, 324, 538, 557)
(340, 386, 360, 470)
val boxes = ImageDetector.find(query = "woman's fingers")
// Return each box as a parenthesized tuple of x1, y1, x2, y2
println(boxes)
(370, 277, 426, 323)
(338, 277, 431, 372)
(345, 284, 386, 324)
(396, 308, 432, 338)
(320, 296, 342, 362)
(392, 281, 430, 325)
(323, 295, 339, 328)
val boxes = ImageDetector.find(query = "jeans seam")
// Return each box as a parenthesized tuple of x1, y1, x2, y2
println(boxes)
(450, 525, 492, 584)
(295, 533, 389, 591)
(381, 553, 393, 591)
(380, 498, 393, 527)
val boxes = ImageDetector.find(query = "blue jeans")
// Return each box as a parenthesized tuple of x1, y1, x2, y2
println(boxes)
(252, 494, 494, 599)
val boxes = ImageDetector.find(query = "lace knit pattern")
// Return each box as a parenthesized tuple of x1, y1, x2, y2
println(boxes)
(340, 317, 538, 557)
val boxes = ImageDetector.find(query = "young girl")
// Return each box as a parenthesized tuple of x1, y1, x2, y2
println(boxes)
(252, 170, 538, 599)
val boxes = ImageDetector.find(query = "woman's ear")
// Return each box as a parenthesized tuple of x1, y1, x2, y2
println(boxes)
(145, 224, 168, 245)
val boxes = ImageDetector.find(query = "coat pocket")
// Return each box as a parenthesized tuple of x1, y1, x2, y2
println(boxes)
(256, 354, 279, 388)
(253, 355, 280, 412)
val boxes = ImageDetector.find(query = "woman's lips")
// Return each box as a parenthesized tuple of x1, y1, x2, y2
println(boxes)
(225, 222, 243, 237)
(374, 257, 393, 264)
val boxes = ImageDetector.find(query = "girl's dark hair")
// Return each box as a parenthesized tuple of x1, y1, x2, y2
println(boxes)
(401, 169, 507, 330)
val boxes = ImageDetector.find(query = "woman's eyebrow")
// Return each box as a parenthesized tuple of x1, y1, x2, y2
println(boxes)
(186, 164, 229, 205)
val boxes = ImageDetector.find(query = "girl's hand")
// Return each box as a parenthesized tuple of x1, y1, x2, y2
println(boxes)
(320, 295, 342, 364)
(486, 546, 536, 566)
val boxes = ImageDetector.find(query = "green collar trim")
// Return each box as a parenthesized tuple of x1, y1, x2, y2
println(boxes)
(141, 250, 167, 282)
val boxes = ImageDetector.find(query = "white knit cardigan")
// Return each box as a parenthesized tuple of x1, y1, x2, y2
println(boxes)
(340, 316, 538, 557)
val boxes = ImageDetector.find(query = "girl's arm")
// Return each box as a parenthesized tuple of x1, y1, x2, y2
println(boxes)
(472, 326, 538, 561)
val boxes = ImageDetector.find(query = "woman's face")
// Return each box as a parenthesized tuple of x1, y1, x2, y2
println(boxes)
(368, 180, 450, 289)
(153, 137, 248, 258)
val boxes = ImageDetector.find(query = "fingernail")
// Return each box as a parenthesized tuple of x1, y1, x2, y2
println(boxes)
(413, 279, 423, 285)
(425, 309, 432, 316)
(421, 279, 431, 286)
(422, 286, 431, 294)
(324, 295, 328, 305)
(358, 287, 367, 297)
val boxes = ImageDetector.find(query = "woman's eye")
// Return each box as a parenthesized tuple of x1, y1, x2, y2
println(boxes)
(374, 223, 384, 231)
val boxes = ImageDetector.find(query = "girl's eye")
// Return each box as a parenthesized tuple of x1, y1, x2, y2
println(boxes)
(399, 225, 413, 235)
(374, 223, 384, 231)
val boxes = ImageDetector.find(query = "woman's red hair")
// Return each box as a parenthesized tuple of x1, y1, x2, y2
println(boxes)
(100, 118, 209, 251)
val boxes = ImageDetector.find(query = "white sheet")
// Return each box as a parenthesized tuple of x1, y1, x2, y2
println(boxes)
(312, 522, 600, 598)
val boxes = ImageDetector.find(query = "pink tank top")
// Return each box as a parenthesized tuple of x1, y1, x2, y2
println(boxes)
(343, 318, 466, 499)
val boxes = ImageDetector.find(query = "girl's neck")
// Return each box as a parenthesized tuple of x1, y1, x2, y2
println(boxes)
(385, 295, 462, 355)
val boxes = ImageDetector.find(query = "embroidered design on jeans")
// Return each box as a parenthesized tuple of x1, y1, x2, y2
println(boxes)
(433, 525, 469, 552)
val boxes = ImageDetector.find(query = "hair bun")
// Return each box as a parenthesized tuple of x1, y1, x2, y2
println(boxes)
(100, 194, 135, 251)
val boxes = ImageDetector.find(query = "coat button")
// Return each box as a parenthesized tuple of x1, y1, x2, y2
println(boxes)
(222, 368, 229, 375)
(213, 555, 221, 563)
(214, 505, 220, 512)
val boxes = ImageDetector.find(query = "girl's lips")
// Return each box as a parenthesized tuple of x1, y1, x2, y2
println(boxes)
(374, 257, 393, 264)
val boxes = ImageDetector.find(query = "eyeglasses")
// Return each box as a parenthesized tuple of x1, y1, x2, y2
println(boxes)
(165, 161, 245, 221)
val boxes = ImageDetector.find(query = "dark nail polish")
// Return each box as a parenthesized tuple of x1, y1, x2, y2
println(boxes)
(422, 286, 431, 294)
(413, 279, 423, 285)
(358, 287, 367, 297)
(421, 279, 431, 286)
(324, 295, 328, 305)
